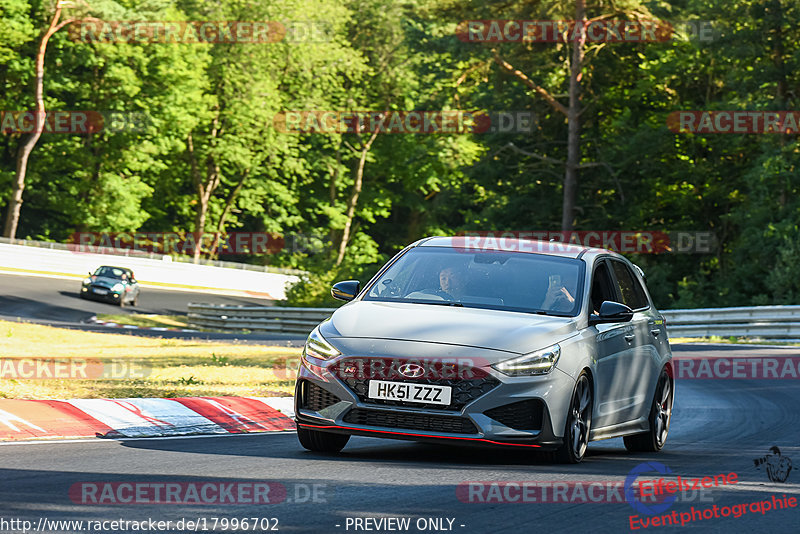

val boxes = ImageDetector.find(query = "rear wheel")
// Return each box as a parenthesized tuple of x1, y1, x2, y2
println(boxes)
(297, 427, 350, 453)
(624, 369, 673, 452)
(555, 373, 592, 463)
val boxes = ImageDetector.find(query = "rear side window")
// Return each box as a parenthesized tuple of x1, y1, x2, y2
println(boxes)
(610, 260, 649, 310)
(589, 260, 617, 314)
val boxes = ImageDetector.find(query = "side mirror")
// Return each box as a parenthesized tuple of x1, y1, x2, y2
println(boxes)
(589, 301, 634, 325)
(331, 280, 360, 302)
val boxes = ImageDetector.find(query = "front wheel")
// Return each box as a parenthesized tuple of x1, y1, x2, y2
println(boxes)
(624, 369, 673, 452)
(555, 373, 593, 463)
(297, 427, 350, 453)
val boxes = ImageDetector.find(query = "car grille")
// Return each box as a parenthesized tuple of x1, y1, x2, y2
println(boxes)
(300, 381, 342, 412)
(335, 358, 500, 411)
(89, 284, 113, 293)
(484, 399, 544, 431)
(343, 408, 478, 434)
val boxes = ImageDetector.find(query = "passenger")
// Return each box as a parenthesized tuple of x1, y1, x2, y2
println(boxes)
(541, 274, 575, 312)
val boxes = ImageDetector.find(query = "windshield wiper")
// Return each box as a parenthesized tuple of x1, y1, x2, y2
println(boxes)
(529, 309, 571, 317)
(407, 299, 464, 307)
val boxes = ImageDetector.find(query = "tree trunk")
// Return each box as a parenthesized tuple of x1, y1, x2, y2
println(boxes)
(335, 127, 381, 266)
(209, 171, 248, 257)
(328, 140, 342, 250)
(561, 0, 586, 232)
(3, 4, 73, 238)
(187, 127, 221, 263)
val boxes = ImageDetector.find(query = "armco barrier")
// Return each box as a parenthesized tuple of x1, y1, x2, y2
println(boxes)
(188, 304, 336, 334)
(188, 304, 800, 339)
(0, 239, 299, 300)
(661, 305, 800, 339)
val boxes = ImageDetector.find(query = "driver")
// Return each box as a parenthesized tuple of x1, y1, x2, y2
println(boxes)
(438, 266, 467, 300)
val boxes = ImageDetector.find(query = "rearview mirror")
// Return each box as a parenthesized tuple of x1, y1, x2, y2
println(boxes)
(331, 280, 360, 302)
(589, 301, 633, 325)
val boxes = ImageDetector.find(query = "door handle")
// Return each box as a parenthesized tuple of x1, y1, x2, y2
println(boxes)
(650, 329, 660, 337)
(624, 334, 635, 343)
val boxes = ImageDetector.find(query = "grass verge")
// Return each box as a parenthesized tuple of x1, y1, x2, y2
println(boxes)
(96, 313, 190, 329)
(0, 320, 300, 399)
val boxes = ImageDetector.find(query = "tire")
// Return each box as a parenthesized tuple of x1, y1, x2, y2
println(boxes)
(131, 293, 139, 307)
(297, 427, 350, 453)
(624, 369, 673, 452)
(555, 372, 593, 464)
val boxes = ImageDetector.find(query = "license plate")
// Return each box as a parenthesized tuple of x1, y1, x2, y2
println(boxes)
(368, 380, 451, 406)
(93, 288, 109, 295)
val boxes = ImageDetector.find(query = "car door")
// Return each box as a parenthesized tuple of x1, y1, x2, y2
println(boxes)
(607, 258, 659, 424)
(589, 257, 638, 429)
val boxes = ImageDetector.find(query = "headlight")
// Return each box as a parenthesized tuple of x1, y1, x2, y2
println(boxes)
(492, 343, 561, 376)
(303, 326, 340, 360)
(112, 283, 124, 292)
(82, 278, 92, 285)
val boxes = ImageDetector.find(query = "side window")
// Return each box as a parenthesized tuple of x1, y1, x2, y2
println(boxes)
(590, 261, 617, 314)
(610, 260, 649, 310)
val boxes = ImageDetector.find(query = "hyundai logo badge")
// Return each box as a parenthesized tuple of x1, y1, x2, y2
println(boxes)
(398, 363, 425, 378)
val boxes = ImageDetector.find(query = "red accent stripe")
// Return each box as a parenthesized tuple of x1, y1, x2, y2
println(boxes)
(298, 423, 541, 448)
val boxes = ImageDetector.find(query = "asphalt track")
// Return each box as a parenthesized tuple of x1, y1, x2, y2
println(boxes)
(1, 344, 799, 533)
(0, 272, 304, 343)
(1, 272, 799, 532)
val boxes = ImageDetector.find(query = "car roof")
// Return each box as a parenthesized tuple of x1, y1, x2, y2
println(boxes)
(413, 236, 624, 261)
(97, 265, 132, 272)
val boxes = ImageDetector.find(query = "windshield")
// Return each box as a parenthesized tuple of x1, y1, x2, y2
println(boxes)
(93, 266, 128, 279)
(364, 247, 584, 316)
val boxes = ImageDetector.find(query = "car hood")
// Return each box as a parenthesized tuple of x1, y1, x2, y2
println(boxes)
(90, 276, 123, 288)
(324, 300, 578, 355)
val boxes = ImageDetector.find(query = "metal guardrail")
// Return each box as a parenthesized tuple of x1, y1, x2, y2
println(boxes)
(188, 304, 800, 339)
(661, 306, 800, 339)
(188, 304, 336, 334)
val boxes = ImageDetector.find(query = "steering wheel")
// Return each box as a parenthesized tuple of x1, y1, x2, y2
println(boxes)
(407, 288, 453, 301)
(434, 289, 455, 301)
(381, 281, 402, 297)
(548, 293, 572, 312)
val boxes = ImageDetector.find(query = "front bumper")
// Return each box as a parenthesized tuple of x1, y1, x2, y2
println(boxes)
(294, 350, 576, 450)
(81, 285, 123, 302)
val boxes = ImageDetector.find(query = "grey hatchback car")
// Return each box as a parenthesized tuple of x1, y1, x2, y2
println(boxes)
(294, 236, 674, 462)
